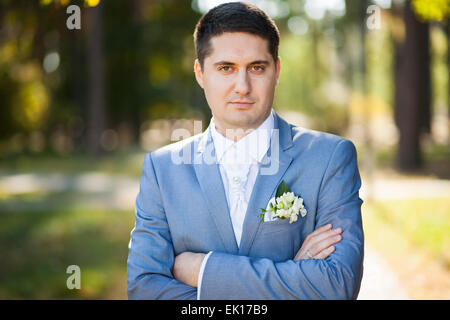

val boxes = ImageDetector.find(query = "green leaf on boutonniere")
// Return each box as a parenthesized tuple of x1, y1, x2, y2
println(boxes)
(275, 180, 290, 198)
(258, 210, 266, 223)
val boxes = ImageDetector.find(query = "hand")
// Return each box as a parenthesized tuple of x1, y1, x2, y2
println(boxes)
(294, 224, 342, 260)
(172, 252, 206, 287)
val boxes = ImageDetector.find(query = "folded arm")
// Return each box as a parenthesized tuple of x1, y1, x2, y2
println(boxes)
(198, 139, 364, 299)
(173, 223, 343, 291)
(127, 153, 197, 300)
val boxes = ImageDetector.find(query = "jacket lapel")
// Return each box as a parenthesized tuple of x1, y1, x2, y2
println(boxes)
(193, 127, 239, 254)
(238, 112, 294, 256)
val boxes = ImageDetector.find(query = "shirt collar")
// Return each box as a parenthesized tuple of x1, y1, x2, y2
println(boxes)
(210, 109, 274, 164)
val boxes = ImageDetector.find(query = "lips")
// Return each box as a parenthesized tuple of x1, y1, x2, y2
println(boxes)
(229, 101, 254, 108)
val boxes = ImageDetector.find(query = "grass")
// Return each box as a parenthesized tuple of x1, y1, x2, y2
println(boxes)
(0, 149, 144, 298)
(0, 148, 147, 178)
(364, 198, 450, 264)
(363, 197, 450, 299)
(0, 189, 49, 202)
(0, 208, 135, 299)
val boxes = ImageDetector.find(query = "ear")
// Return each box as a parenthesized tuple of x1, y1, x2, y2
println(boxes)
(275, 56, 281, 86)
(194, 59, 204, 89)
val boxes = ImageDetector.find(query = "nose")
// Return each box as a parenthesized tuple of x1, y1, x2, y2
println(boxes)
(233, 69, 251, 96)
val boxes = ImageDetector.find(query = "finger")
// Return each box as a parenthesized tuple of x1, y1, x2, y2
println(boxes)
(294, 226, 342, 261)
(308, 224, 332, 238)
(310, 233, 342, 256)
(310, 227, 342, 246)
(305, 225, 341, 245)
(314, 245, 336, 260)
(313, 228, 342, 243)
(294, 227, 340, 259)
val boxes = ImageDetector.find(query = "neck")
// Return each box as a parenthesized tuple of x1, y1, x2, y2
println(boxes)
(214, 124, 253, 142)
(213, 110, 272, 142)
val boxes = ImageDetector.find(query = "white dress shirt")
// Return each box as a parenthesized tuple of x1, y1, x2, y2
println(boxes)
(196, 109, 274, 299)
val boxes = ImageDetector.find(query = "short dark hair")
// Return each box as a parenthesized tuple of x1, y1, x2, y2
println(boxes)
(193, 2, 280, 68)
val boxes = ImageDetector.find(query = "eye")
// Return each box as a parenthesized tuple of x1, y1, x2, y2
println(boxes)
(218, 66, 233, 73)
(251, 65, 265, 72)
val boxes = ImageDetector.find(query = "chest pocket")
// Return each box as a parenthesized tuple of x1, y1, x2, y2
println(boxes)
(250, 218, 303, 262)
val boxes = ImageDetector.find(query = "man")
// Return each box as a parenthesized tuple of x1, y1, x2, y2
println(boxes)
(127, 2, 364, 300)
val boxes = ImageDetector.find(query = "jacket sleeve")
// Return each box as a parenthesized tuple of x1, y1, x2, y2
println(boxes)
(127, 153, 197, 300)
(199, 139, 364, 299)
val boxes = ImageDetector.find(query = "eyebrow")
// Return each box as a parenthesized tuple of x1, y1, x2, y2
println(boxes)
(213, 60, 271, 66)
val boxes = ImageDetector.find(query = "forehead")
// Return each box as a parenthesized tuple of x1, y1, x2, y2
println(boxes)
(206, 32, 272, 64)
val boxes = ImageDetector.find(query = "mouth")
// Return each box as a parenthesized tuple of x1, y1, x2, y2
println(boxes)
(229, 101, 255, 109)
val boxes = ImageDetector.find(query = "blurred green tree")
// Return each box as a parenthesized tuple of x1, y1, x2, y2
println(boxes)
(0, 0, 205, 155)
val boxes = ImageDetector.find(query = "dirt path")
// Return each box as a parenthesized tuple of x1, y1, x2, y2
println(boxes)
(358, 245, 409, 299)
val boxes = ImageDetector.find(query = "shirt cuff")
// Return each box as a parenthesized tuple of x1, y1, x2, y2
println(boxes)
(197, 251, 213, 300)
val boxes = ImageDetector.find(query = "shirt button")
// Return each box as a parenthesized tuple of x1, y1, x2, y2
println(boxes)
(232, 176, 241, 184)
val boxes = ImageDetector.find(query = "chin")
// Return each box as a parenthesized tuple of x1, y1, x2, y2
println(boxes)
(227, 114, 259, 128)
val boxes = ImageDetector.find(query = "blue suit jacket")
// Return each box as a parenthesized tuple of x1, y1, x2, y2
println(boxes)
(127, 111, 364, 299)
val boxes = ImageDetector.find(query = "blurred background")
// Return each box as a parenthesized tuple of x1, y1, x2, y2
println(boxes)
(0, 0, 448, 299)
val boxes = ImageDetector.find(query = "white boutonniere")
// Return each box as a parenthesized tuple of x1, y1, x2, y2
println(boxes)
(258, 180, 307, 224)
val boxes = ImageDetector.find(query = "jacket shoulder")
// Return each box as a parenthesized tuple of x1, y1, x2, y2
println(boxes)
(291, 126, 352, 148)
(288, 126, 357, 165)
(149, 132, 204, 163)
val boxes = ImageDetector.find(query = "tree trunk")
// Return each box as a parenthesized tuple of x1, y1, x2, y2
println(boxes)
(86, 2, 107, 157)
(70, 29, 86, 149)
(394, 0, 431, 171)
(359, 0, 374, 199)
(448, 20, 450, 128)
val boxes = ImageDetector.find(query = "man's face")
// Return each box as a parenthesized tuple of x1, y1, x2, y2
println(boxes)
(194, 32, 280, 134)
